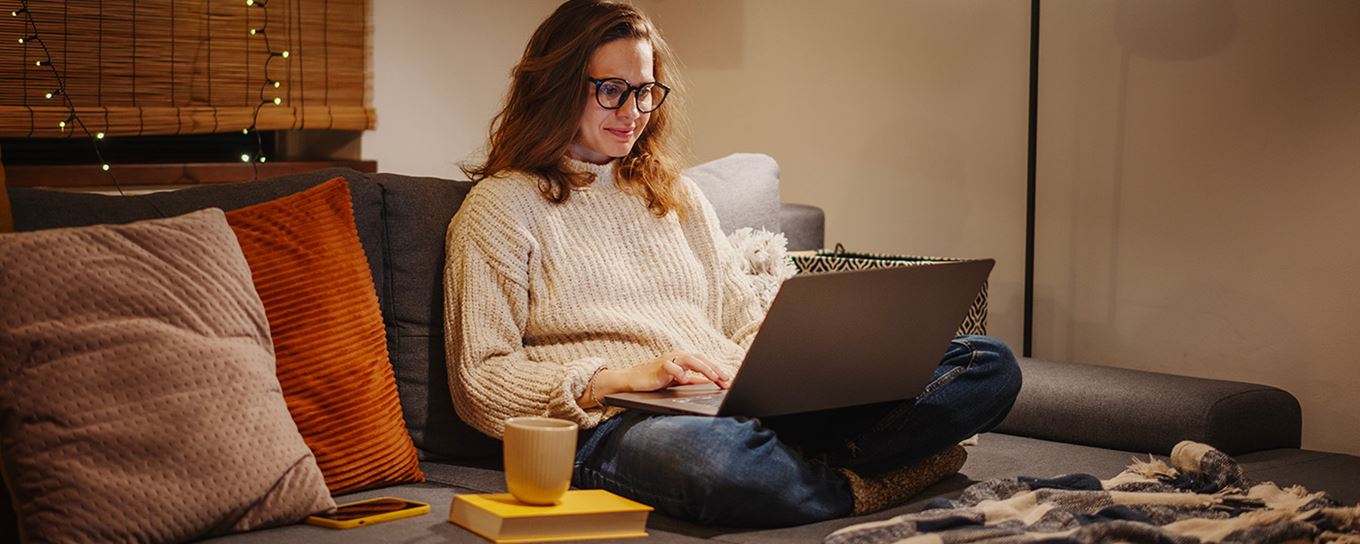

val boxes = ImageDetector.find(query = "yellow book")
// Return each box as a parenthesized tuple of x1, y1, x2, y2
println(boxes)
(448, 489, 653, 543)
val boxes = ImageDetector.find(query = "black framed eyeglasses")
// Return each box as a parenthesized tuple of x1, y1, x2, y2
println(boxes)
(589, 77, 671, 113)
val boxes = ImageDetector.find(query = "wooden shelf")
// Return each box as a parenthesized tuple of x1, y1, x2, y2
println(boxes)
(5, 161, 378, 188)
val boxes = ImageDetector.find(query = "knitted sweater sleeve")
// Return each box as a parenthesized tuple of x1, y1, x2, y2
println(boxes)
(443, 189, 607, 439)
(679, 177, 767, 356)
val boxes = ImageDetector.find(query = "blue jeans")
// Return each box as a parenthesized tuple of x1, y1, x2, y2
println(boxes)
(572, 335, 1021, 528)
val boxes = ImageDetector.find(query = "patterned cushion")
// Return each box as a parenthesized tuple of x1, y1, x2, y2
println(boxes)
(224, 178, 424, 494)
(0, 208, 334, 543)
(790, 250, 989, 336)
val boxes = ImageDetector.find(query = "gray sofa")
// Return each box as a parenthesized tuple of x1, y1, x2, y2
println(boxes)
(7, 156, 1359, 543)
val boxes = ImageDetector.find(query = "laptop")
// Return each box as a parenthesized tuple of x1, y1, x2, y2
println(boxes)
(603, 259, 994, 417)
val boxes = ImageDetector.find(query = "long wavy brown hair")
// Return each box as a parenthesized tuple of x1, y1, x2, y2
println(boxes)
(462, 0, 687, 218)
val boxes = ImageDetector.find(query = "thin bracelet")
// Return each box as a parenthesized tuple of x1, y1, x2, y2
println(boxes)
(586, 365, 609, 408)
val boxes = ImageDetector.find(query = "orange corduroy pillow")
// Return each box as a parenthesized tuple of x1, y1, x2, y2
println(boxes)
(225, 177, 423, 495)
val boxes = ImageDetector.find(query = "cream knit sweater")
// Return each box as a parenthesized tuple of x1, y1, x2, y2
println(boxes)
(444, 159, 766, 439)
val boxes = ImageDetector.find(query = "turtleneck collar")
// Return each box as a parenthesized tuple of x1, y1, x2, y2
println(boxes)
(564, 157, 617, 191)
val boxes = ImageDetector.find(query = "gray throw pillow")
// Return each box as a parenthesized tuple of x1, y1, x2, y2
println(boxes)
(0, 208, 335, 543)
(685, 152, 782, 233)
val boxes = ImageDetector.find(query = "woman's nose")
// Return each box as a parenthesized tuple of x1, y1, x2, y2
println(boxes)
(615, 93, 642, 119)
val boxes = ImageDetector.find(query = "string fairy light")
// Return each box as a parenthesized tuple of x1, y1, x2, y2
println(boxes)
(244, 0, 289, 173)
(11, 0, 120, 188)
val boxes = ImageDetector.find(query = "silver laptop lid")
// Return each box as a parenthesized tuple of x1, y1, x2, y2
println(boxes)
(716, 259, 994, 417)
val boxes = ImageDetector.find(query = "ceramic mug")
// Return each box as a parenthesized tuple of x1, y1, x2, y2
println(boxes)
(503, 417, 579, 505)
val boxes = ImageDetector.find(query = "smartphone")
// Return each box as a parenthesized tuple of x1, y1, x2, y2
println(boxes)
(305, 497, 430, 530)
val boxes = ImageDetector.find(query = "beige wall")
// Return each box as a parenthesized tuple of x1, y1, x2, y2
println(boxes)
(365, 0, 560, 180)
(365, 0, 1032, 348)
(640, 0, 1031, 348)
(1036, 0, 1360, 454)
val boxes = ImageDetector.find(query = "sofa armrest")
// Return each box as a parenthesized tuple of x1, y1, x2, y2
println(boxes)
(780, 203, 824, 251)
(993, 358, 1301, 456)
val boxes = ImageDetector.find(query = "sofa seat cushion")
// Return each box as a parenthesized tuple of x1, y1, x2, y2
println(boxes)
(206, 435, 1148, 543)
(1236, 448, 1360, 504)
(197, 434, 1360, 543)
(200, 479, 710, 544)
(0, 209, 334, 542)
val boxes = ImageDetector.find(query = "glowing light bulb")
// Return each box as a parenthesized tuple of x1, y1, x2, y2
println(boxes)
(273, 97, 282, 105)
(96, 132, 105, 139)
(102, 164, 110, 171)
(241, 154, 251, 163)
(281, 50, 289, 59)
(249, 28, 257, 35)
(272, 81, 280, 88)
(35, 60, 44, 66)
(58, 120, 67, 129)
(258, 156, 267, 163)
(246, 0, 254, 6)
(243, 128, 250, 134)
(44, 91, 54, 99)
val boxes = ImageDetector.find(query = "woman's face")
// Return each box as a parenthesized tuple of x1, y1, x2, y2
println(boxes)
(569, 38, 655, 165)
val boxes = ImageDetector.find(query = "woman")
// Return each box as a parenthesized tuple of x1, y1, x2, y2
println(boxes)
(446, 0, 1021, 527)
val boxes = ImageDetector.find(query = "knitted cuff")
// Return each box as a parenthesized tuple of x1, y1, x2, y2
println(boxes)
(548, 356, 609, 429)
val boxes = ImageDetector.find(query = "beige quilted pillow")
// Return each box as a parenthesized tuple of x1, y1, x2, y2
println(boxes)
(0, 208, 335, 543)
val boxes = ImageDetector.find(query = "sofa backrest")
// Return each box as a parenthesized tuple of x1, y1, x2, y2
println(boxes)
(7, 168, 385, 304)
(6, 154, 788, 462)
(365, 174, 501, 461)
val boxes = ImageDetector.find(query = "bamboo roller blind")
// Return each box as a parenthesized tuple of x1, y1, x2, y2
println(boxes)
(0, 0, 373, 138)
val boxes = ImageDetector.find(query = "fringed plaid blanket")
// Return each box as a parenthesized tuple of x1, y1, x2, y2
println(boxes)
(826, 441, 1360, 544)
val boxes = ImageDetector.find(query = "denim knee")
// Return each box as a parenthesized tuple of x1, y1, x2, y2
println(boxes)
(954, 335, 1022, 430)
(662, 416, 847, 526)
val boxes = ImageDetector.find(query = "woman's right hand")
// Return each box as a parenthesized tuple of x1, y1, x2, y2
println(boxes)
(622, 351, 731, 392)
(579, 352, 731, 409)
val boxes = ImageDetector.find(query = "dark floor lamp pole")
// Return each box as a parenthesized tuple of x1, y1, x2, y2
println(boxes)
(1023, 0, 1040, 358)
